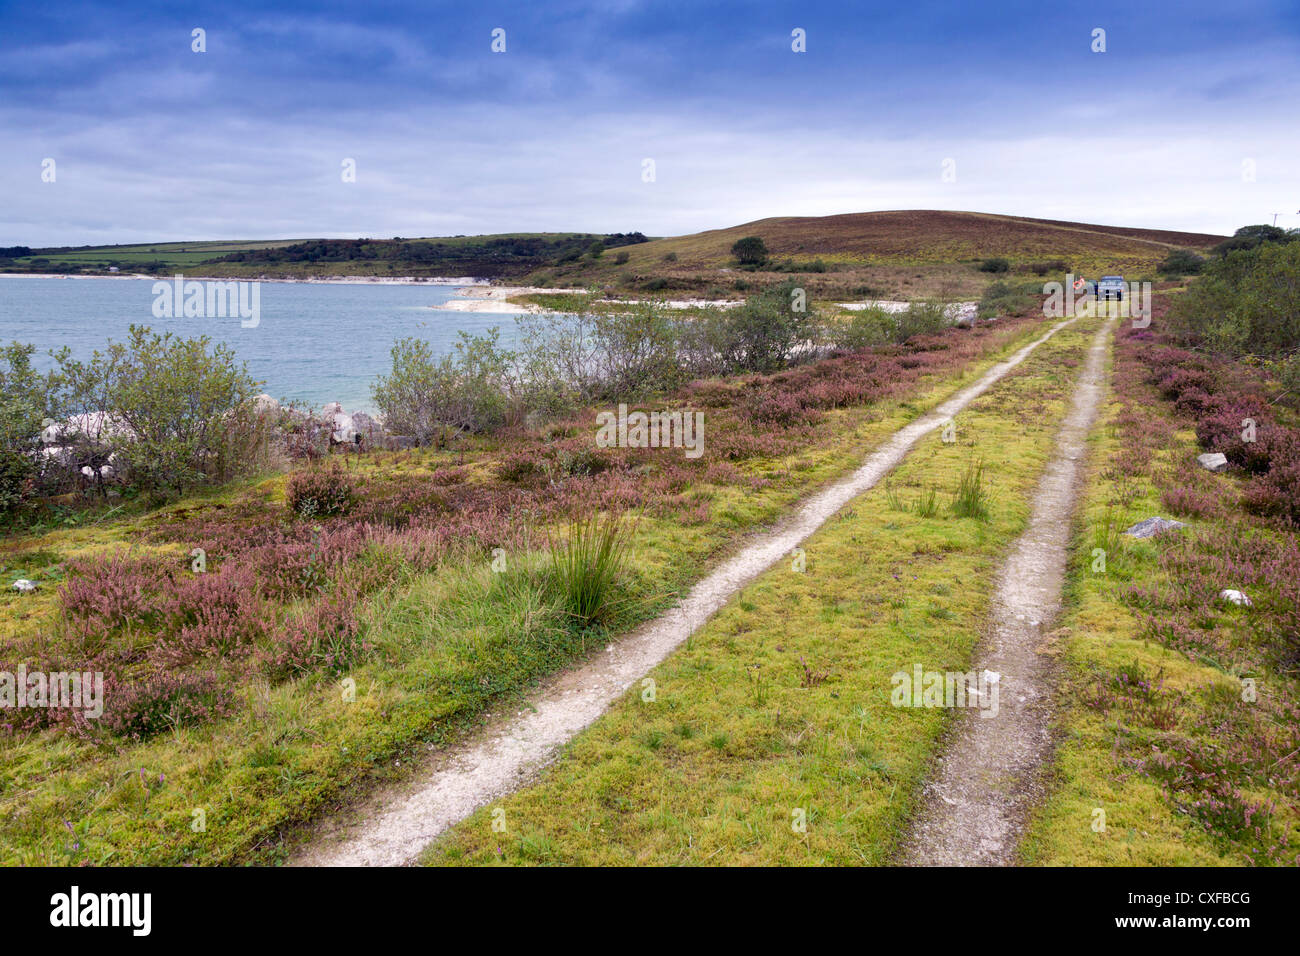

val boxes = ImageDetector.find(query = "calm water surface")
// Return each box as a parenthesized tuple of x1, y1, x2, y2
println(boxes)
(0, 276, 525, 413)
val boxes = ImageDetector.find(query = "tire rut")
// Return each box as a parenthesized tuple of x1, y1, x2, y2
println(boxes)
(901, 317, 1115, 866)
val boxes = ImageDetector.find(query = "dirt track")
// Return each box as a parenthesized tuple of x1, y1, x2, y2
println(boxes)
(291, 317, 1081, 867)
(901, 318, 1115, 866)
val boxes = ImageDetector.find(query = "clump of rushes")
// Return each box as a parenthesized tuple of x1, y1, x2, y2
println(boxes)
(951, 457, 990, 520)
(912, 485, 939, 518)
(549, 510, 634, 626)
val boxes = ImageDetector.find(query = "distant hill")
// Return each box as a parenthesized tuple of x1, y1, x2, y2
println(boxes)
(529, 210, 1226, 298)
(1, 211, 1226, 298)
(593, 210, 1224, 270)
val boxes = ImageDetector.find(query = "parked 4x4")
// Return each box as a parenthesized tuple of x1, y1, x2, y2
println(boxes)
(1097, 275, 1126, 301)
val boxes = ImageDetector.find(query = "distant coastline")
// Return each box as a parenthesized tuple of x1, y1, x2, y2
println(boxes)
(0, 272, 492, 286)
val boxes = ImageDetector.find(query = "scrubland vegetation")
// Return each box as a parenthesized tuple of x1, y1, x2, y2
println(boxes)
(0, 279, 1041, 863)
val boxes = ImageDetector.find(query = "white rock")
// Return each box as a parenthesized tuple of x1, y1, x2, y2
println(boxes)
(1197, 452, 1229, 472)
(1220, 589, 1253, 607)
(331, 412, 357, 444)
(12, 579, 37, 593)
(322, 402, 344, 416)
(253, 393, 281, 414)
(1124, 516, 1187, 538)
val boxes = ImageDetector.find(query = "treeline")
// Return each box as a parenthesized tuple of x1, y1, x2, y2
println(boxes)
(210, 233, 649, 271)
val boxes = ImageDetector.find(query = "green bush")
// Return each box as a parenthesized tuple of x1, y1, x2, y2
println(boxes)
(978, 257, 1010, 273)
(98, 326, 261, 497)
(712, 280, 819, 373)
(978, 279, 1038, 320)
(1158, 249, 1205, 276)
(893, 301, 950, 342)
(1168, 242, 1300, 358)
(731, 236, 769, 266)
(0, 343, 62, 515)
(831, 308, 890, 351)
(372, 329, 513, 445)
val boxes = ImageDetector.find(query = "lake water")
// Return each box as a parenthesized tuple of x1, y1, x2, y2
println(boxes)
(0, 276, 526, 414)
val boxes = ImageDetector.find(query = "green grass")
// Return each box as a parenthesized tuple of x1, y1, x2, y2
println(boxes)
(1019, 346, 1300, 865)
(422, 317, 1104, 866)
(950, 457, 990, 520)
(549, 511, 635, 625)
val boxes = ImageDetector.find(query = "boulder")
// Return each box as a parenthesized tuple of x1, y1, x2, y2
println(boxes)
(331, 412, 357, 444)
(1123, 516, 1187, 538)
(322, 401, 344, 416)
(12, 579, 37, 593)
(1220, 589, 1253, 607)
(253, 393, 281, 415)
(1197, 452, 1229, 473)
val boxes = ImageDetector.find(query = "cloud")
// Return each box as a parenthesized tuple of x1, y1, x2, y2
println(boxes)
(1, 0, 1298, 244)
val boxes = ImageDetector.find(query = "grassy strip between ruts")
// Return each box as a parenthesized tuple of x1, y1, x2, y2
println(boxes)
(1019, 326, 1300, 866)
(422, 315, 1105, 866)
(1, 316, 1058, 866)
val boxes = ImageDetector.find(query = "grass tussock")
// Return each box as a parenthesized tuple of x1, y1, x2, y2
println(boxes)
(548, 511, 636, 626)
(950, 457, 990, 520)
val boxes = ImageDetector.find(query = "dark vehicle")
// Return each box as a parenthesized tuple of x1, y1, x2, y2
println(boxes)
(1097, 275, 1126, 301)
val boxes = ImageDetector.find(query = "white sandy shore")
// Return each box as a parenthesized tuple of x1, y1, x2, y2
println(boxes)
(430, 287, 748, 314)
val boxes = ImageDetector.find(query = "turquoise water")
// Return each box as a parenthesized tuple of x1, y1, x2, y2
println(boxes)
(0, 276, 524, 413)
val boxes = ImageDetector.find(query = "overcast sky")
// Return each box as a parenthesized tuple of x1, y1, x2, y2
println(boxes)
(2, 0, 1298, 246)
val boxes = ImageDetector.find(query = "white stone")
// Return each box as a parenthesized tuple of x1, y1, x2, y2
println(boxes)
(12, 579, 37, 593)
(331, 412, 357, 444)
(1220, 589, 1253, 607)
(1197, 452, 1229, 472)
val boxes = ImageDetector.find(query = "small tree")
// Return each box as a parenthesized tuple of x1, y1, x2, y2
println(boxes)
(372, 330, 513, 446)
(0, 343, 66, 515)
(731, 236, 769, 266)
(717, 280, 818, 372)
(105, 326, 261, 496)
(587, 241, 605, 259)
(1157, 249, 1205, 276)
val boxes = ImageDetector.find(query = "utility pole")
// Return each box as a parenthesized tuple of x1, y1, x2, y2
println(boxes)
(1272, 213, 1282, 226)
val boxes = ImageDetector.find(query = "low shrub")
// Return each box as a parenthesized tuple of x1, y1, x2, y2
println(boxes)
(286, 463, 357, 518)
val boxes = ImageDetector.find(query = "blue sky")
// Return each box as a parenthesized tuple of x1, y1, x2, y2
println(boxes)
(2, 0, 1298, 245)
